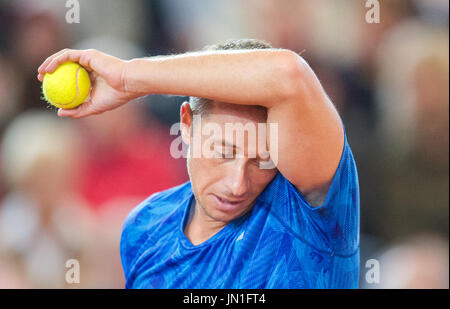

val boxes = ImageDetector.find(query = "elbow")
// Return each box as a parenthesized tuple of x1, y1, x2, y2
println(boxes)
(275, 50, 310, 101)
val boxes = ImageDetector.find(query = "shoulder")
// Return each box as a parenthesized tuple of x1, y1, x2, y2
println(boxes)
(256, 135, 359, 255)
(120, 181, 192, 277)
(262, 132, 358, 209)
(121, 181, 192, 238)
(123, 182, 191, 229)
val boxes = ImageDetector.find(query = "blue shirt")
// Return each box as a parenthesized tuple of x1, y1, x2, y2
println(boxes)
(120, 133, 359, 288)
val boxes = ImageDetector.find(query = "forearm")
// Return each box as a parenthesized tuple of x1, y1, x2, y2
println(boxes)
(123, 49, 302, 107)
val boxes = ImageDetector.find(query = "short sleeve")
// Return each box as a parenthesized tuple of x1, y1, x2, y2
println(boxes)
(260, 132, 360, 256)
(120, 195, 155, 281)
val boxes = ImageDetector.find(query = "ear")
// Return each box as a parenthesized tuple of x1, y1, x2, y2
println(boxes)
(180, 101, 193, 145)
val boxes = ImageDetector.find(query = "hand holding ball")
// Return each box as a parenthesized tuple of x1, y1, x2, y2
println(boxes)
(42, 62, 91, 109)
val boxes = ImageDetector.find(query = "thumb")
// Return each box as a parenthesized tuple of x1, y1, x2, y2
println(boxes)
(57, 101, 96, 118)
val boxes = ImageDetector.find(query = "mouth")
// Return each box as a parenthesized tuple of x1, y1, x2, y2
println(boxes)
(212, 194, 247, 211)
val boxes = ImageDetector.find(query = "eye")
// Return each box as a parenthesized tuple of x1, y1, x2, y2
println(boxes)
(223, 149, 235, 158)
(214, 150, 225, 159)
(249, 159, 260, 167)
(253, 154, 272, 166)
(214, 146, 235, 160)
(210, 144, 223, 158)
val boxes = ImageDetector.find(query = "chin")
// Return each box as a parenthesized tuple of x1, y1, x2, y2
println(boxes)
(207, 211, 235, 223)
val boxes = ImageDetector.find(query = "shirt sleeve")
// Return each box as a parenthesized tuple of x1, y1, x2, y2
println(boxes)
(120, 195, 155, 282)
(262, 130, 360, 256)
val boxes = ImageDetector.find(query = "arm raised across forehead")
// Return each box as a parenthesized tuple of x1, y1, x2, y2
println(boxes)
(37, 43, 344, 200)
(125, 48, 343, 197)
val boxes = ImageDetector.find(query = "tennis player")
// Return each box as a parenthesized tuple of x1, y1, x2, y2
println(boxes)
(37, 39, 359, 288)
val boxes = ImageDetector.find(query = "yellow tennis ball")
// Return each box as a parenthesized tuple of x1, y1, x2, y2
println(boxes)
(42, 61, 91, 109)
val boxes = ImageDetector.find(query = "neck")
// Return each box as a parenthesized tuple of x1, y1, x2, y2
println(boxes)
(184, 200, 227, 245)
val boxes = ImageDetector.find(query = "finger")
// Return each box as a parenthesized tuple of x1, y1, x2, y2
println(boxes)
(57, 100, 96, 119)
(46, 49, 98, 74)
(45, 50, 86, 74)
(88, 71, 98, 81)
(57, 107, 79, 118)
(38, 49, 69, 73)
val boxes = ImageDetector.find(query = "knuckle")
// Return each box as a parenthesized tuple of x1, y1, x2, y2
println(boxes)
(56, 51, 69, 61)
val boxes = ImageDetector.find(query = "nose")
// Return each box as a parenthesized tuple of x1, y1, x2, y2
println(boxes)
(227, 160, 249, 197)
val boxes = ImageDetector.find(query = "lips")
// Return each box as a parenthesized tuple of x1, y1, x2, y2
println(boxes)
(212, 194, 246, 211)
(216, 195, 245, 204)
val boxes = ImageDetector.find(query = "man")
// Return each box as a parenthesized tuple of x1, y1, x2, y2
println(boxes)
(37, 39, 359, 288)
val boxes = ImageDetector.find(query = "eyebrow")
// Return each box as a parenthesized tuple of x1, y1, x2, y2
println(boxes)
(212, 139, 238, 149)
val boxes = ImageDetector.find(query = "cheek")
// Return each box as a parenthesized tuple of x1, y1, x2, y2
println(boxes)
(250, 168, 277, 191)
(188, 158, 224, 189)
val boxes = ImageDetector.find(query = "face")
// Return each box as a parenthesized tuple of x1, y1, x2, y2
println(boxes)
(181, 102, 278, 223)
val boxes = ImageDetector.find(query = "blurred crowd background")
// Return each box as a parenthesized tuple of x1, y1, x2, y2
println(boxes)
(0, 0, 448, 289)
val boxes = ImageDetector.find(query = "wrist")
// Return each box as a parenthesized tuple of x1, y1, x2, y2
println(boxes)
(121, 58, 149, 97)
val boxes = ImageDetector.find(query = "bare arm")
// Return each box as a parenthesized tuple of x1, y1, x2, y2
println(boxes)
(123, 49, 299, 106)
(125, 50, 344, 198)
(37, 48, 344, 201)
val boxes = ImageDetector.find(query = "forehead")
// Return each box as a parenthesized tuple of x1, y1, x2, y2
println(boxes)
(196, 106, 269, 152)
(204, 102, 267, 124)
